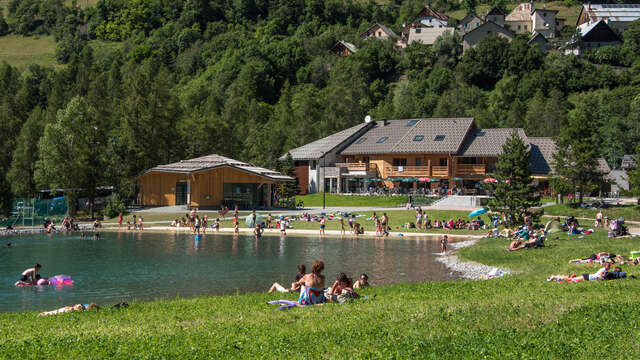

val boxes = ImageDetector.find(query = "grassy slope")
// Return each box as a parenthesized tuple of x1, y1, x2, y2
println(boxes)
(2, 231, 640, 358)
(296, 193, 410, 207)
(0, 35, 56, 68)
(543, 203, 640, 222)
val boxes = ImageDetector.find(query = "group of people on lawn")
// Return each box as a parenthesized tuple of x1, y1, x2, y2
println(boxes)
(268, 261, 370, 306)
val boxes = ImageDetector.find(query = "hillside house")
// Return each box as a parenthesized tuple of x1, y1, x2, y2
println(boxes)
(505, 2, 559, 38)
(397, 5, 455, 47)
(459, 13, 484, 34)
(330, 41, 358, 57)
(528, 32, 548, 52)
(484, 7, 505, 27)
(562, 20, 622, 55)
(577, 3, 640, 32)
(462, 21, 515, 53)
(360, 23, 398, 41)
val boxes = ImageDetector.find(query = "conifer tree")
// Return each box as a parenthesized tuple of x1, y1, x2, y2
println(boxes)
(485, 131, 540, 225)
(552, 106, 605, 203)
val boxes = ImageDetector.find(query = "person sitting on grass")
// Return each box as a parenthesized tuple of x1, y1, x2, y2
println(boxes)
(569, 252, 616, 264)
(508, 234, 543, 251)
(268, 264, 306, 294)
(547, 262, 611, 282)
(39, 303, 99, 316)
(295, 260, 326, 305)
(327, 272, 353, 296)
(353, 273, 369, 289)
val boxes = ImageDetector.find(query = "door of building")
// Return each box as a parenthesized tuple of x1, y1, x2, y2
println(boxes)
(176, 182, 188, 205)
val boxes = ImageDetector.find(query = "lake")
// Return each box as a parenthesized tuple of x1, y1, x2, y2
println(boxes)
(0, 231, 460, 313)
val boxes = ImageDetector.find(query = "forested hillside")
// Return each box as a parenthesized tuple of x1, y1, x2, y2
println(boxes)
(0, 0, 639, 215)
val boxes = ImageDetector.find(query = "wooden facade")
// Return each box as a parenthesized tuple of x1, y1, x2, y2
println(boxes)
(136, 166, 279, 208)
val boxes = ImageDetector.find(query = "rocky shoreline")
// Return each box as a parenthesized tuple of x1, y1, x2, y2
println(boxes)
(437, 239, 511, 280)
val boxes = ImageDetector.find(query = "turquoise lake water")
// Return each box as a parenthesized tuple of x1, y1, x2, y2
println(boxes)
(0, 231, 458, 313)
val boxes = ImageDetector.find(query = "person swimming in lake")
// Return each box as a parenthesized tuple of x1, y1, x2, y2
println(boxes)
(16, 264, 41, 286)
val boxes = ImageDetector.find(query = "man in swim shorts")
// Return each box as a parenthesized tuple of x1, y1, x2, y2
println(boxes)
(19, 264, 41, 285)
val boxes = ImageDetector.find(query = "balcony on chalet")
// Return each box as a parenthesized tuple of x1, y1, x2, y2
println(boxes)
(335, 162, 378, 177)
(384, 165, 449, 178)
(454, 164, 487, 176)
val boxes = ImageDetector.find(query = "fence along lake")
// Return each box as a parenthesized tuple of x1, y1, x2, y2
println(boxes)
(1, 231, 459, 313)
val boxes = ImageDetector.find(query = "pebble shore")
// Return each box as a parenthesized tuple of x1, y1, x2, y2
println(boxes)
(437, 239, 511, 280)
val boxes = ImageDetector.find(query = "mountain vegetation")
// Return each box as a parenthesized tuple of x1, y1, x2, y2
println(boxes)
(0, 0, 639, 214)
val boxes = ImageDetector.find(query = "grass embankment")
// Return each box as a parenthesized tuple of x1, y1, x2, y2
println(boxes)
(3, 230, 640, 358)
(296, 193, 410, 207)
(0, 35, 56, 68)
(111, 209, 488, 235)
(543, 203, 640, 222)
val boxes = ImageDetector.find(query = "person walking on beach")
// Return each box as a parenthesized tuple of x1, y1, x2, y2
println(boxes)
(319, 217, 326, 235)
(138, 217, 144, 230)
(339, 216, 346, 235)
(416, 207, 423, 230)
(441, 235, 448, 254)
(194, 215, 201, 235)
(132, 215, 137, 230)
(202, 215, 208, 234)
(381, 213, 389, 237)
(118, 213, 123, 228)
(267, 214, 272, 229)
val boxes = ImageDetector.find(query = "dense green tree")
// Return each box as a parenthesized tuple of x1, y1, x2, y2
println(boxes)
(461, 34, 509, 88)
(484, 131, 540, 225)
(552, 106, 606, 203)
(7, 107, 48, 198)
(0, 11, 8, 36)
(35, 97, 98, 216)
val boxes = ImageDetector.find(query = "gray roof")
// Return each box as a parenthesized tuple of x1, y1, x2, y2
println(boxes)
(332, 41, 358, 53)
(340, 118, 474, 155)
(622, 154, 636, 169)
(528, 137, 556, 175)
(580, 3, 640, 24)
(597, 158, 612, 174)
(459, 128, 528, 157)
(280, 122, 372, 161)
(360, 23, 399, 39)
(609, 170, 629, 191)
(141, 154, 293, 181)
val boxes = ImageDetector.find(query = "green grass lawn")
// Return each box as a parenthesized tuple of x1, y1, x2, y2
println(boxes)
(0, 35, 56, 68)
(296, 193, 411, 207)
(2, 230, 640, 358)
(543, 203, 640, 222)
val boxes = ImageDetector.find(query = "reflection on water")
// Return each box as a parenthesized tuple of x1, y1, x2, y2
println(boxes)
(0, 232, 464, 313)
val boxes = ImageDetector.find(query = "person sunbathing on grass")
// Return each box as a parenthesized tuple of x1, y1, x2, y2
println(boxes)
(38, 303, 99, 316)
(547, 262, 611, 282)
(327, 272, 353, 296)
(268, 264, 306, 294)
(569, 252, 616, 264)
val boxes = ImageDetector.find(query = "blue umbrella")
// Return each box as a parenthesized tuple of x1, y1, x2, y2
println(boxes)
(468, 208, 487, 218)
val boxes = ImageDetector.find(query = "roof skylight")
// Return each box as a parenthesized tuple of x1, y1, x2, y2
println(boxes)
(434, 135, 445, 141)
(376, 137, 388, 143)
(413, 135, 424, 141)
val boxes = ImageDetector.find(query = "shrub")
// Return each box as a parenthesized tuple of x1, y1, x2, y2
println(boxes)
(103, 194, 126, 219)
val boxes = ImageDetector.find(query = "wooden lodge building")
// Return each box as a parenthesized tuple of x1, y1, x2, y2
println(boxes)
(135, 154, 293, 209)
(281, 118, 581, 195)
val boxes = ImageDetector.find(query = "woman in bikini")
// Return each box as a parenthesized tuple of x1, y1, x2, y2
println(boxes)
(295, 260, 326, 305)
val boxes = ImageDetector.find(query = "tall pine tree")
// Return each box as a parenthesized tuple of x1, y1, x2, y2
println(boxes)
(485, 131, 540, 225)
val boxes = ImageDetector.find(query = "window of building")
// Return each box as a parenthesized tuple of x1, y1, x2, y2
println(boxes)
(434, 135, 445, 141)
(356, 137, 367, 144)
(413, 135, 424, 141)
(475, 22, 479, 27)
(415, 28, 421, 34)
(439, 158, 448, 166)
(376, 137, 388, 143)
(407, 119, 419, 126)
(517, 25, 521, 30)
(524, 25, 528, 30)
(310, 160, 316, 170)
(416, 158, 423, 166)
(393, 158, 407, 166)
